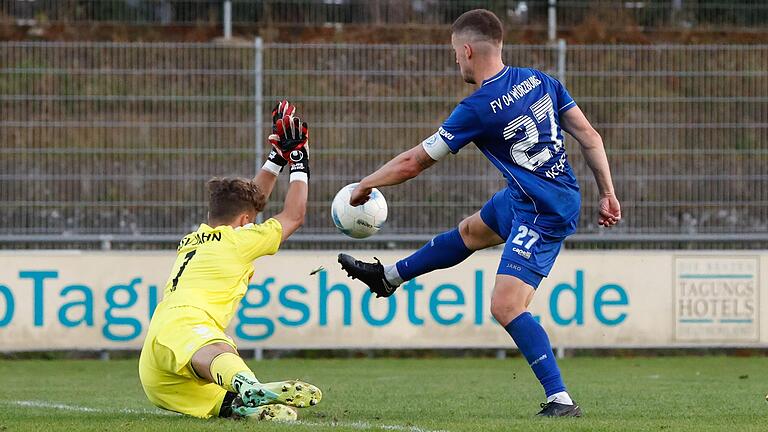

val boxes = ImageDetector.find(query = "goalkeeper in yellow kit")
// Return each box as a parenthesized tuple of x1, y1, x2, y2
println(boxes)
(139, 101, 320, 421)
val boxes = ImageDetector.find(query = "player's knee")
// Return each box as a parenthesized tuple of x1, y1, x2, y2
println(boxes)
(458, 217, 483, 250)
(458, 219, 472, 241)
(490, 295, 527, 326)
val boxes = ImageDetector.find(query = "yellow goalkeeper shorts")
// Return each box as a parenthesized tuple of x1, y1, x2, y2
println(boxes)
(139, 305, 238, 418)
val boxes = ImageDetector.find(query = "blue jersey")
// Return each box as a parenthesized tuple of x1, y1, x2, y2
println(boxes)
(438, 66, 581, 237)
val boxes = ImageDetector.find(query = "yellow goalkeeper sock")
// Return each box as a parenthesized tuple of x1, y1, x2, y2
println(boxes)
(209, 352, 257, 393)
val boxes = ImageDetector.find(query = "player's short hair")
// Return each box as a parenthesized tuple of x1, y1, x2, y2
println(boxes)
(451, 9, 503, 44)
(207, 177, 265, 222)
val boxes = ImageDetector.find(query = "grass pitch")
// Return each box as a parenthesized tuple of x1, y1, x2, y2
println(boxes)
(0, 356, 766, 431)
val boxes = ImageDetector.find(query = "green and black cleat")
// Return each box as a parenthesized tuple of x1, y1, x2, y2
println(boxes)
(235, 374, 322, 409)
(536, 401, 583, 417)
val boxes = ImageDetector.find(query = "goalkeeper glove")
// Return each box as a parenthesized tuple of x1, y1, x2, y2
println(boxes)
(270, 114, 309, 160)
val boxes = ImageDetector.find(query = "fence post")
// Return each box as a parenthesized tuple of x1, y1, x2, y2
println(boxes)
(223, 1, 232, 39)
(253, 37, 264, 223)
(556, 346, 565, 359)
(100, 235, 112, 251)
(556, 38, 566, 84)
(254, 37, 265, 223)
(548, 0, 557, 42)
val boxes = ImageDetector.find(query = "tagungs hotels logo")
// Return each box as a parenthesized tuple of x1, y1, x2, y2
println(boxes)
(674, 256, 759, 342)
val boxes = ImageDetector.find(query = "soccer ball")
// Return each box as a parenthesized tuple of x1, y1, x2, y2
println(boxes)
(331, 183, 388, 239)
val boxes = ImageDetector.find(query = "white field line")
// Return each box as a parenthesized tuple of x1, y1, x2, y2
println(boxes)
(9, 400, 175, 416)
(8, 400, 448, 432)
(298, 420, 448, 432)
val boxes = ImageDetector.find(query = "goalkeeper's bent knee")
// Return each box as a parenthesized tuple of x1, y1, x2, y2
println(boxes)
(209, 352, 256, 393)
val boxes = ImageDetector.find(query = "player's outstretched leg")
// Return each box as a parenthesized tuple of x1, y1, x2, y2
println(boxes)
(338, 226, 471, 297)
(389, 227, 473, 283)
(340, 232, 473, 298)
(340, 213, 501, 296)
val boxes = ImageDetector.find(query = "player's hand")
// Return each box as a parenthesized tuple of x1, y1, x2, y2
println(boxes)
(598, 194, 621, 227)
(269, 114, 309, 160)
(349, 184, 373, 207)
(288, 144, 310, 180)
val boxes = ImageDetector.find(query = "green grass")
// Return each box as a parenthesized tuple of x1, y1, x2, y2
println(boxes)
(0, 357, 766, 431)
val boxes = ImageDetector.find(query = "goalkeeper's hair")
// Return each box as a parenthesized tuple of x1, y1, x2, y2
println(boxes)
(451, 9, 503, 44)
(207, 177, 266, 222)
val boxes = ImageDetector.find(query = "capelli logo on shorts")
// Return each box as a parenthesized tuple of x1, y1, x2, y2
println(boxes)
(512, 247, 531, 259)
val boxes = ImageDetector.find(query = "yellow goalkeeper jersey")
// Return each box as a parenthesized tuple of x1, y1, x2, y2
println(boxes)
(157, 218, 283, 329)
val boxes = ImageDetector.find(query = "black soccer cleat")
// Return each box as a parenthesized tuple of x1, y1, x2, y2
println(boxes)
(338, 253, 398, 298)
(536, 401, 583, 417)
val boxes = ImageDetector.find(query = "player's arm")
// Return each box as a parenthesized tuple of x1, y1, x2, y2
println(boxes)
(272, 175, 308, 242)
(272, 117, 311, 241)
(252, 168, 280, 202)
(350, 144, 438, 206)
(350, 102, 474, 206)
(560, 105, 621, 227)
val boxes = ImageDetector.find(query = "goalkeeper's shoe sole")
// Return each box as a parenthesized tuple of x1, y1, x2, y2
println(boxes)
(233, 403, 298, 421)
(241, 380, 322, 409)
(338, 253, 398, 298)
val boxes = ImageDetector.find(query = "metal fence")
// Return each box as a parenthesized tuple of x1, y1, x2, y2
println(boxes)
(1, 41, 767, 248)
(2, 0, 768, 33)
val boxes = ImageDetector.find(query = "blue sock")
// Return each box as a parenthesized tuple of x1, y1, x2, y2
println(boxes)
(395, 228, 473, 281)
(504, 312, 566, 398)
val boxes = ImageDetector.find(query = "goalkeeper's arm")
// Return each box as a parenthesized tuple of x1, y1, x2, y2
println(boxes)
(272, 145, 310, 242)
(252, 100, 301, 203)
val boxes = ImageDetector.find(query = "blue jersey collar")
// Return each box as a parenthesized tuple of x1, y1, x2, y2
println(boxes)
(481, 66, 510, 86)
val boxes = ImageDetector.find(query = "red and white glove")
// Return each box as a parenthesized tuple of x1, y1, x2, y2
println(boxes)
(269, 114, 309, 160)
(264, 113, 311, 181)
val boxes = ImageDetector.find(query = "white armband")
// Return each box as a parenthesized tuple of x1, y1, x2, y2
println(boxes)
(262, 160, 283, 176)
(421, 132, 451, 161)
(289, 172, 308, 183)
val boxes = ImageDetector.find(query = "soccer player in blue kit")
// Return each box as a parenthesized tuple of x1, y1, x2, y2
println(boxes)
(338, 9, 621, 417)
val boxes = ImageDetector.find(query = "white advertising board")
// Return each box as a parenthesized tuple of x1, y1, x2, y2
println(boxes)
(0, 251, 765, 350)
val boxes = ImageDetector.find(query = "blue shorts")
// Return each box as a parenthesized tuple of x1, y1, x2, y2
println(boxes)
(480, 189, 567, 288)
